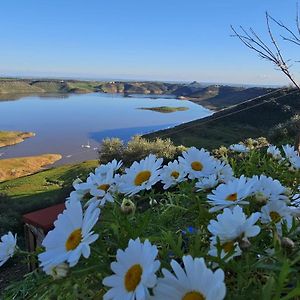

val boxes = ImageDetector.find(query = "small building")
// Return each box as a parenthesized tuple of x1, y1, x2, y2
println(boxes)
(22, 203, 65, 270)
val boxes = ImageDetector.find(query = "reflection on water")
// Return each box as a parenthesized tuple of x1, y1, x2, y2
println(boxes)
(0, 93, 213, 165)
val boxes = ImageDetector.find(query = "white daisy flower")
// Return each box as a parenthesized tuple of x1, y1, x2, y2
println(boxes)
(102, 238, 160, 300)
(66, 190, 82, 205)
(38, 200, 100, 271)
(207, 176, 253, 212)
(208, 206, 261, 253)
(281, 144, 300, 170)
(117, 154, 163, 196)
(291, 186, 300, 206)
(208, 242, 242, 261)
(88, 169, 117, 206)
(267, 145, 282, 160)
(229, 144, 249, 153)
(94, 159, 123, 177)
(196, 174, 219, 191)
(0, 232, 17, 267)
(67, 177, 94, 201)
(249, 175, 289, 203)
(282, 144, 297, 161)
(289, 155, 300, 170)
(261, 200, 293, 234)
(214, 160, 234, 183)
(178, 147, 216, 179)
(160, 160, 187, 189)
(152, 255, 226, 300)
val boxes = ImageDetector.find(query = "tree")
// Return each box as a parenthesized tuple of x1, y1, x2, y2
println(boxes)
(231, 5, 300, 151)
(231, 7, 300, 90)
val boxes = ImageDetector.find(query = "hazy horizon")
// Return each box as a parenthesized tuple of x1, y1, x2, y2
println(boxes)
(0, 74, 284, 89)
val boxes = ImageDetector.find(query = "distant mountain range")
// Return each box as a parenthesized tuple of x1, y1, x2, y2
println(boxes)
(0, 78, 277, 110)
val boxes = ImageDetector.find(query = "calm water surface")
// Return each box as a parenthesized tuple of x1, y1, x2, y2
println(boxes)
(0, 93, 213, 165)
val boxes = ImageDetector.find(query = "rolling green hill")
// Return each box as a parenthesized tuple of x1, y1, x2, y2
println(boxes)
(144, 88, 300, 149)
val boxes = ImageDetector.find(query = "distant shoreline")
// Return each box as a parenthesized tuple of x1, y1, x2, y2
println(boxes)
(0, 78, 276, 111)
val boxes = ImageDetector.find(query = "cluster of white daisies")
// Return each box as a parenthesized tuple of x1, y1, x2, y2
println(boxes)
(1, 143, 300, 299)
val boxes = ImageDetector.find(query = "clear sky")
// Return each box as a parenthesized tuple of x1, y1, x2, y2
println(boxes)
(0, 0, 299, 85)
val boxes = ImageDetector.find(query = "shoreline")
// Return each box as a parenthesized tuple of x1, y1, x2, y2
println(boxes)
(0, 78, 275, 111)
(0, 131, 35, 148)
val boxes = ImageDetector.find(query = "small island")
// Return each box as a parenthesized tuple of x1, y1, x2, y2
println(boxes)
(138, 106, 189, 113)
(0, 130, 35, 148)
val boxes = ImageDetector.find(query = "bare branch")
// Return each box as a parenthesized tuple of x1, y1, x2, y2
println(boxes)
(297, 2, 300, 35)
(269, 14, 300, 45)
(231, 10, 300, 90)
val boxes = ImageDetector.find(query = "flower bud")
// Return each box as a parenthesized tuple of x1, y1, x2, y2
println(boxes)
(121, 199, 136, 215)
(284, 188, 293, 197)
(281, 237, 295, 250)
(255, 192, 268, 204)
(238, 237, 251, 251)
(46, 263, 69, 280)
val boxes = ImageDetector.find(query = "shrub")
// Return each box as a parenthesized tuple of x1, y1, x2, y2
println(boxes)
(268, 114, 300, 144)
(99, 135, 186, 166)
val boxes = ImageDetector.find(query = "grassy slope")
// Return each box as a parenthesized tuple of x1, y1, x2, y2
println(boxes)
(189, 87, 275, 110)
(0, 154, 63, 182)
(0, 160, 98, 237)
(144, 89, 300, 149)
(0, 131, 35, 147)
(0, 80, 44, 94)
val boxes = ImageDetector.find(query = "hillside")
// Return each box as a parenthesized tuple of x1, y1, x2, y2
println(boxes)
(185, 86, 275, 110)
(0, 78, 274, 110)
(144, 88, 300, 149)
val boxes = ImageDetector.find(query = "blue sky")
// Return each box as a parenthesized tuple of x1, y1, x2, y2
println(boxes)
(0, 0, 299, 85)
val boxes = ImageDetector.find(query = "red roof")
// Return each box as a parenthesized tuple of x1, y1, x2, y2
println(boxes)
(23, 203, 65, 232)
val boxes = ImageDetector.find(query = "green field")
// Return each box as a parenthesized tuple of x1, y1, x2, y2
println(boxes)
(0, 160, 98, 238)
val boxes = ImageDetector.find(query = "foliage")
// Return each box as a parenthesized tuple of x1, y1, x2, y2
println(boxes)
(0, 160, 98, 239)
(269, 114, 300, 144)
(3, 145, 300, 299)
(99, 135, 186, 166)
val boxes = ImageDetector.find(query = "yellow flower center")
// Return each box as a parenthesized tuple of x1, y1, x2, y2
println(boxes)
(191, 161, 203, 171)
(98, 184, 110, 192)
(222, 241, 235, 253)
(134, 171, 151, 186)
(124, 264, 143, 292)
(171, 171, 180, 179)
(182, 291, 205, 300)
(65, 228, 82, 251)
(226, 193, 238, 201)
(269, 211, 281, 223)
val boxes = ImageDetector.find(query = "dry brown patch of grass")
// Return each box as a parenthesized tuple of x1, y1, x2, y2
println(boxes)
(0, 131, 35, 148)
(0, 154, 62, 182)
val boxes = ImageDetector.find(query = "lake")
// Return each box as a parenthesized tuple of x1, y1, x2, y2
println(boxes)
(0, 93, 213, 165)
